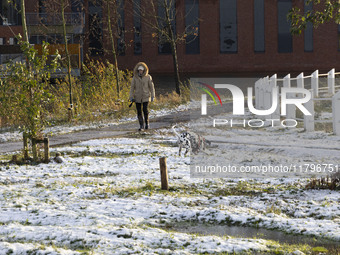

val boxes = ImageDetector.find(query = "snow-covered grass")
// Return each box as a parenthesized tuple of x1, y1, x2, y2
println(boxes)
(0, 123, 339, 254)
(0, 102, 192, 143)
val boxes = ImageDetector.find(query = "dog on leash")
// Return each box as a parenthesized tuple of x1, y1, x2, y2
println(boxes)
(171, 125, 210, 156)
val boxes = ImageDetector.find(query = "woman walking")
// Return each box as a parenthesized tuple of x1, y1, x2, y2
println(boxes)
(129, 62, 155, 131)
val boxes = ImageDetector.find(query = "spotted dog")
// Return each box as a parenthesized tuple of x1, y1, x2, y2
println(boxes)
(172, 125, 210, 156)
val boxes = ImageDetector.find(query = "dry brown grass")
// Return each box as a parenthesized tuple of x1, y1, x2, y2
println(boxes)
(0, 62, 191, 128)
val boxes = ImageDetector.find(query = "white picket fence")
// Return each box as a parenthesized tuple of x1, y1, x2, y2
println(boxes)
(255, 69, 340, 135)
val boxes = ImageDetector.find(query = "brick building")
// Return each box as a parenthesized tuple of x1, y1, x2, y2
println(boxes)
(1, 0, 339, 77)
(0, 0, 84, 74)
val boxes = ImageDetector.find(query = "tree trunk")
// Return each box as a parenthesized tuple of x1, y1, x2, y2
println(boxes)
(21, 0, 35, 149)
(61, 0, 74, 118)
(167, 26, 181, 95)
(107, 0, 120, 99)
(164, 1, 181, 95)
(20, 0, 32, 73)
(20, 0, 29, 44)
(170, 36, 181, 95)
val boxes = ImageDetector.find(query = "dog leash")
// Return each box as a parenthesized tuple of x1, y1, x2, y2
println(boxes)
(129, 100, 135, 108)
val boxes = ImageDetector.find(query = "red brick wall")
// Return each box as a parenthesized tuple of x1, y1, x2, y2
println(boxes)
(0, 27, 23, 44)
(2, 0, 339, 76)
(112, 0, 340, 76)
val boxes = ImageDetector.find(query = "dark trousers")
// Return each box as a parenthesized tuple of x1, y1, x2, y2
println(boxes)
(136, 102, 149, 127)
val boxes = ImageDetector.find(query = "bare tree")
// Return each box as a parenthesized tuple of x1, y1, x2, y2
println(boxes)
(20, 0, 32, 159)
(105, 0, 121, 98)
(131, 0, 199, 95)
(38, 0, 85, 119)
(60, 0, 74, 119)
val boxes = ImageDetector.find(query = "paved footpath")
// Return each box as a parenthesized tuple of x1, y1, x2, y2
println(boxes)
(0, 103, 232, 153)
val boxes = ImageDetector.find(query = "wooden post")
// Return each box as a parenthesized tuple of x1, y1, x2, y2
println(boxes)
(332, 91, 340, 135)
(283, 74, 296, 119)
(201, 94, 207, 115)
(159, 157, 169, 190)
(269, 74, 280, 119)
(11, 154, 17, 163)
(258, 79, 264, 110)
(44, 138, 49, 163)
(311, 70, 319, 97)
(304, 91, 315, 132)
(297, 72, 304, 88)
(328, 68, 335, 95)
(254, 79, 261, 109)
(260, 77, 267, 110)
(32, 138, 38, 162)
(263, 76, 271, 116)
(23, 132, 29, 160)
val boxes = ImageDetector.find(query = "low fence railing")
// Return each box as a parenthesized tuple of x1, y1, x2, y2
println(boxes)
(255, 69, 340, 135)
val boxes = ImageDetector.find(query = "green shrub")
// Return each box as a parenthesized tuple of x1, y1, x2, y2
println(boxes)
(1, 57, 191, 128)
(0, 39, 60, 139)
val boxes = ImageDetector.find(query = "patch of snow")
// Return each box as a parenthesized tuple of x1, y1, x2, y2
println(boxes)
(0, 120, 339, 253)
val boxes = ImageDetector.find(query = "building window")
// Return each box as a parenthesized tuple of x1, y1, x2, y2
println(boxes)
(29, 35, 48, 44)
(37, 0, 47, 25)
(220, 0, 237, 53)
(1, 0, 21, 26)
(73, 35, 81, 44)
(158, 0, 176, 54)
(71, 0, 83, 12)
(29, 36, 38, 44)
(133, 0, 142, 55)
(89, 0, 103, 56)
(46, 34, 61, 44)
(254, 0, 265, 52)
(185, 0, 199, 54)
(117, 0, 125, 56)
(30, 34, 80, 45)
(8, 37, 18, 45)
(38, 0, 46, 14)
(30, 36, 36, 44)
(0, 38, 4, 45)
(277, 0, 292, 53)
(304, 0, 313, 52)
